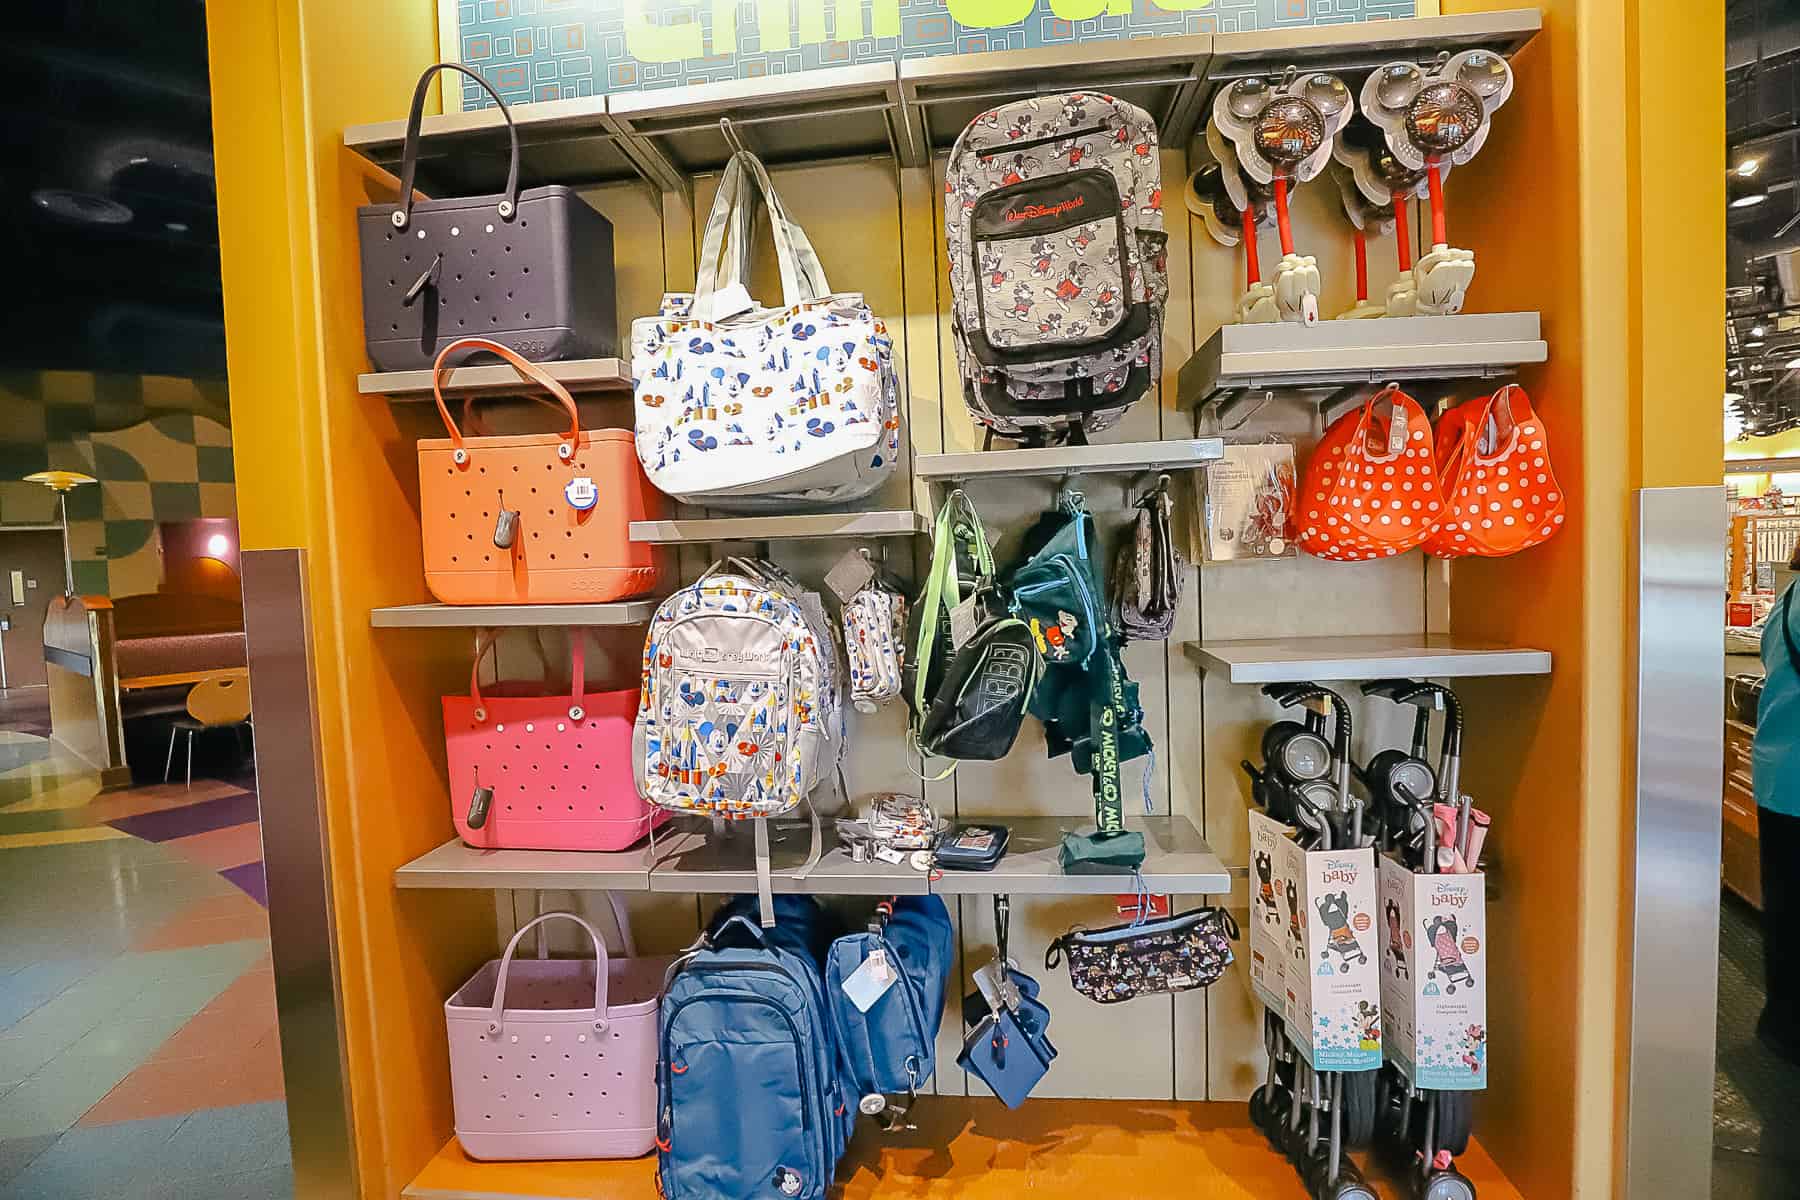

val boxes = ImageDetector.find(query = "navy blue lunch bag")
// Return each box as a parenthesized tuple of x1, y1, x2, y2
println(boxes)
(658, 896, 855, 1200)
(825, 895, 954, 1114)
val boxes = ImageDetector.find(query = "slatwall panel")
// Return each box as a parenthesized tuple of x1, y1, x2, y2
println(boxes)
(495, 146, 1431, 1102)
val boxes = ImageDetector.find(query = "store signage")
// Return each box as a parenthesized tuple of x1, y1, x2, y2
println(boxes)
(445, 0, 1419, 108)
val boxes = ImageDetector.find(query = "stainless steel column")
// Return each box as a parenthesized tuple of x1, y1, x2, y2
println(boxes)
(1626, 485, 1725, 1199)
(242, 548, 358, 1199)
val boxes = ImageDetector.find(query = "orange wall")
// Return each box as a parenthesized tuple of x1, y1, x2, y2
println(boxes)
(207, 2, 496, 1196)
(1443, 0, 1721, 1196)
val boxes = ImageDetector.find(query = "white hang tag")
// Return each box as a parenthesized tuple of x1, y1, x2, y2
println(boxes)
(708, 282, 755, 322)
(1387, 407, 1409, 455)
(1301, 292, 1319, 326)
(825, 550, 877, 603)
(841, 948, 898, 1012)
(949, 597, 980, 650)
(873, 846, 907, 866)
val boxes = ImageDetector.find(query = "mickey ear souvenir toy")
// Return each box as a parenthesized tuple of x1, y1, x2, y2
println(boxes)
(1330, 115, 1440, 317)
(1193, 122, 1280, 324)
(1329, 161, 1391, 321)
(1360, 49, 1514, 315)
(1209, 68, 1353, 326)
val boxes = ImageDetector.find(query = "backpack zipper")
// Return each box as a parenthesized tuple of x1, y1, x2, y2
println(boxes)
(976, 124, 1109, 157)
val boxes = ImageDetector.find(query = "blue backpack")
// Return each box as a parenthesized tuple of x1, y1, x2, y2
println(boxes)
(825, 895, 954, 1114)
(658, 896, 855, 1200)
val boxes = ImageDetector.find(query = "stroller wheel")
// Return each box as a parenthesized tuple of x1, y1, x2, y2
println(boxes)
(1249, 1085, 1272, 1133)
(1419, 1168, 1477, 1200)
(1341, 1070, 1379, 1149)
(1433, 1091, 1473, 1158)
(1321, 1157, 1379, 1200)
(1447, 984, 1456, 995)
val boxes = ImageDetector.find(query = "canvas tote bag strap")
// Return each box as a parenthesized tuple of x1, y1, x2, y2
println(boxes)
(431, 337, 581, 460)
(693, 152, 830, 317)
(488, 912, 611, 1035)
(395, 64, 521, 229)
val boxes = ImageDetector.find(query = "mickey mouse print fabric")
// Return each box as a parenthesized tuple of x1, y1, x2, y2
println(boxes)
(631, 151, 898, 509)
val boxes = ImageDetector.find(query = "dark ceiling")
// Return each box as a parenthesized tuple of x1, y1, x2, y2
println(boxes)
(0, 1, 224, 380)
(1727, 0, 1800, 439)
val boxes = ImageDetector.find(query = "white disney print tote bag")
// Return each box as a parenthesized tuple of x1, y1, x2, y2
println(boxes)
(631, 152, 898, 507)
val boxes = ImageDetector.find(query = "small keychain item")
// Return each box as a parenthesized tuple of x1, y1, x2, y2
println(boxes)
(564, 476, 598, 511)
(493, 501, 520, 549)
(467, 779, 494, 830)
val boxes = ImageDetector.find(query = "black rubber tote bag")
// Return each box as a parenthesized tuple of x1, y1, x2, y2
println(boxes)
(357, 64, 618, 372)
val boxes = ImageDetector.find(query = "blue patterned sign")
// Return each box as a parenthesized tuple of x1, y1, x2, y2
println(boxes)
(448, 0, 1417, 108)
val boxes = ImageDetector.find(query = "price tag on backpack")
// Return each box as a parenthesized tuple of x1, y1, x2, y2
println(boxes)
(825, 549, 876, 603)
(949, 596, 980, 649)
(841, 948, 898, 1012)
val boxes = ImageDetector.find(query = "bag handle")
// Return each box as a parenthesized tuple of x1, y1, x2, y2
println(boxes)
(469, 628, 589, 722)
(693, 152, 830, 318)
(432, 338, 581, 462)
(910, 490, 992, 717)
(488, 911, 610, 1036)
(710, 913, 772, 948)
(1468, 383, 1528, 465)
(394, 64, 521, 230)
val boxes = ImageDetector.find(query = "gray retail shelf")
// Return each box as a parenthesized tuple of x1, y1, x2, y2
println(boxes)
(647, 820, 929, 897)
(342, 10, 1540, 197)
(395, 838, 655, 891)
(1183, 635, 1553, 684)
(370, 600, 661, 628)
(394, 815, 1227, 897)
(359, 357, 631, 401)
(928, 815, 1228, 896)
(915, 439, 1225, 483)
(1178, 313, 1548, 410)
(628, 510, 926, 544)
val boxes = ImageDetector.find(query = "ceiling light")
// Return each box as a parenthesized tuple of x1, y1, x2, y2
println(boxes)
(1784, 358, 1800, 370)
(165, 221, 189, 234)
(1732, 192, 1770, 209)
(1737, 158, 1762, 177)
(1730, 366, 1744, 378)
(1745, 340, 1766, 349)
(206, 533, 231, 557)
(1727, 391, 1745, 403)
(1752, 325, 1767, 337)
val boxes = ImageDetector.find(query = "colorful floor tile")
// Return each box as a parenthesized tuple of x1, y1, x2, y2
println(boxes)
(0, 730, 290, 1199)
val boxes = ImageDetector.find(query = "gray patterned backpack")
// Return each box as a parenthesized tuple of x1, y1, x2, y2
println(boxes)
(945, 92, 1168, 444)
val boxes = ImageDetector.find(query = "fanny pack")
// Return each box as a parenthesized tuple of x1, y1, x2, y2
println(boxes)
(1045, 907, 1239, 1005)
(1009, 491, 1150, 870)
(1113, 479, 1183, 641)
(906, 490, 1040, 768)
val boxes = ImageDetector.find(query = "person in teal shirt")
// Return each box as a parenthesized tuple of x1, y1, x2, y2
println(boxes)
(1754, 563, 1800, 1062)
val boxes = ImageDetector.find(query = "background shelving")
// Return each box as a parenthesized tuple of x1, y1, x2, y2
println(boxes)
(370, 601, 661, 628)
(359, 357, 631, 401)
(628, 510, 925, 544)
(1183, 635, 1553, 684)
(914, 438, 1225, 483)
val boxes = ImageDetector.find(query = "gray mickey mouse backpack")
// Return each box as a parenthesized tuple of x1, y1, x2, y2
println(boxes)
(945, 92, 1169, 444)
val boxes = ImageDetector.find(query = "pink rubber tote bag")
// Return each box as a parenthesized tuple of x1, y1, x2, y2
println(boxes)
(444, 630, 665, 851)
(445, 908, 673, 1161)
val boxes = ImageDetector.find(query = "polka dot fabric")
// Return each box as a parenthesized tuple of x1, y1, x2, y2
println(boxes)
(1297, 386, 1444, 562)
(1422, 385, 1566, 559)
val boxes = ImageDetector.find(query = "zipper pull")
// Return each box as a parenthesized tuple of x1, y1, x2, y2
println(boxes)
(403, 252, 443, 306)
(467, 777, 493, 830)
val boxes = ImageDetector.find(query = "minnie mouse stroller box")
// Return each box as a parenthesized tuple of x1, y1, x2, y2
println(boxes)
(1377, 857, 1488, 1090)
(1273, 821, 1382, 1074)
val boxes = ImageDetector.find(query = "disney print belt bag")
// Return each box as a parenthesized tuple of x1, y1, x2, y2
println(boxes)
(1045, 907, 1238, 1004)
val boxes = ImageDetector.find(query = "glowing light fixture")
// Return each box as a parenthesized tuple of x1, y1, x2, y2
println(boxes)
(22, 471, 98, 597)
(206, 533, 231, 558)
(1731, 192, 1770, 209)
(1737, 158, 1762, 178)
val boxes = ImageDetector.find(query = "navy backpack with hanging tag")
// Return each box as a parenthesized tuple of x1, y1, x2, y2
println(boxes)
(824, 895, 954, 1122)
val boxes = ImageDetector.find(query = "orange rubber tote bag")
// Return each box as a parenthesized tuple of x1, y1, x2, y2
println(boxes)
(1423, 384, 1566, 558)
(419, 338, 668, 605)
(1296, 385, 1444, 562)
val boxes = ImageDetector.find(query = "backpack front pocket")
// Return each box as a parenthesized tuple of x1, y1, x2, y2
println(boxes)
(969, 169, 1132, 360)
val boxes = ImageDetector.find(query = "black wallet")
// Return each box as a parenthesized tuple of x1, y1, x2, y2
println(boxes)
(933, 823, 1011, 871)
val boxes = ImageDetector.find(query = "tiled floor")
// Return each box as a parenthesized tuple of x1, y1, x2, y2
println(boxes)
(1714, 892, 1800, 1199)
(0, 724, 291, 1199)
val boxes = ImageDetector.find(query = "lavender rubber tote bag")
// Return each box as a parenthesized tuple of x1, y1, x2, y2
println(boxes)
(444, 907, 673, 1160)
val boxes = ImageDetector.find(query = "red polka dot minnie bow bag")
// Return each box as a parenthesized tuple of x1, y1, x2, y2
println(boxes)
(1297, 385, 1445, 561)
(1422, 384, 1565, 558)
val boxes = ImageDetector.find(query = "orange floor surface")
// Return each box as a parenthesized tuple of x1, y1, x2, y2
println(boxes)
(403, 1098, 1524, 1200)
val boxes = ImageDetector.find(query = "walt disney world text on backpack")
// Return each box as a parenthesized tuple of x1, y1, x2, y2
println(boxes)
(945, 92, 1169, 441)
